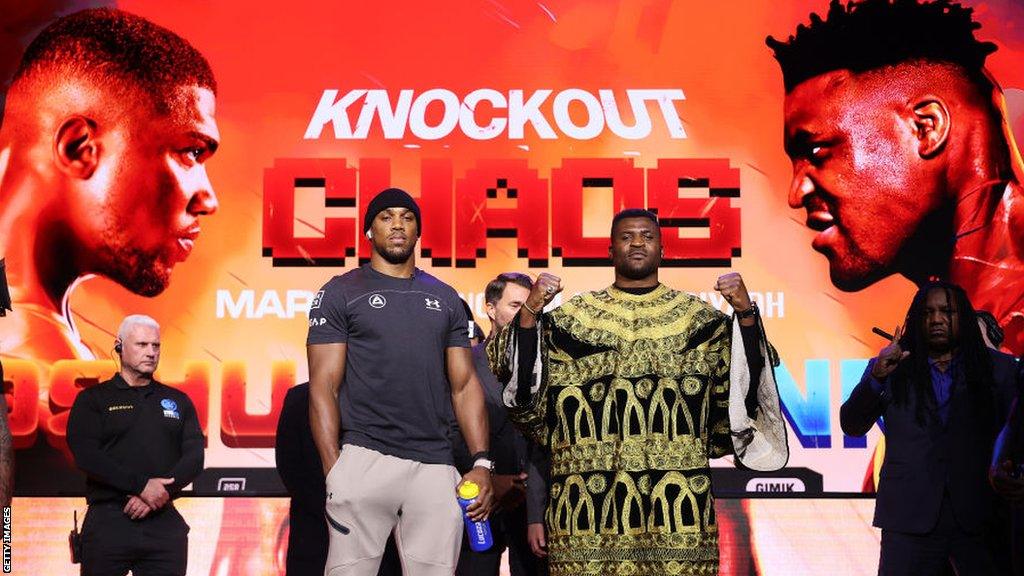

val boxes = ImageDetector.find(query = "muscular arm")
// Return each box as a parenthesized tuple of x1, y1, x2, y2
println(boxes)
(448, 346, 493, 518)
(308, 343, 346, 476)
(448, 347, 489, 456)
(449, 422, 475, 474)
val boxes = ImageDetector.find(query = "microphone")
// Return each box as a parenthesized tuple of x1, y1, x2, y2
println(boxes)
(872, 327, 894, 341)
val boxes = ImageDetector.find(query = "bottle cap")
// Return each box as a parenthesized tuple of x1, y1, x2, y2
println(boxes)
(457, 481, 480, 499)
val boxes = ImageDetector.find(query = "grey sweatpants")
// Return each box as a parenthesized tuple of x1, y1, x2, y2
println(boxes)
(324, 444, 463, 576)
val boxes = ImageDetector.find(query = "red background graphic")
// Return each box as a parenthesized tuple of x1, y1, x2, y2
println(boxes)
(3, 0, 1024, 573)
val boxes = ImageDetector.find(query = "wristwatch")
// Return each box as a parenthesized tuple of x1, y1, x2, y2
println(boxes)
(472, 458, 495, 473)
(471, 451, 494, 473)
(735, 303, 758, 319)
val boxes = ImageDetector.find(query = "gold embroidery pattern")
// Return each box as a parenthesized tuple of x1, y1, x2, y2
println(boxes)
(547, 437, 710, 476)
(498, 286, 736, 575)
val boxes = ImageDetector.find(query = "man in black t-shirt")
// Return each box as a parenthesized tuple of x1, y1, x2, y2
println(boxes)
(67, 314, 204, 576)
(308, 188, 493, 576)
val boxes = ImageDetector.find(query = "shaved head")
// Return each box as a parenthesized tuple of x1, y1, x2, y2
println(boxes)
(11, 8, 215, 113)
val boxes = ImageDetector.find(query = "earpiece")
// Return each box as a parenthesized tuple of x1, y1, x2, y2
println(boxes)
(114, 340, 122, 354)
(366, 230, 374, 240)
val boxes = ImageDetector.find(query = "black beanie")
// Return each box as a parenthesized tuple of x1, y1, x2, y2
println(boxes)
(363, 188, 421, 236)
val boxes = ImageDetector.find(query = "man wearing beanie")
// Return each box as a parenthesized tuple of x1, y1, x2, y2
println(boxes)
(308, 187, 494, 576)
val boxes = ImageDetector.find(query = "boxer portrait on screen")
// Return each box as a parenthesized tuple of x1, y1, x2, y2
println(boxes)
(0, 8, 220, 367)
(769, 0, 1024, 353)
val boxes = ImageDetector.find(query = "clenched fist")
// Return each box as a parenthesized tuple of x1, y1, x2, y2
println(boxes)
(715, 273, 753, 313)
(520, 273, 562, 328)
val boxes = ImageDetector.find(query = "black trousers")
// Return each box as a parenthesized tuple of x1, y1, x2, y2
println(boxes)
(286, 509, 329, 576)
(455, 505, 547, 576)
(879, 492, 997, 576)
(81, 502, 189, 576)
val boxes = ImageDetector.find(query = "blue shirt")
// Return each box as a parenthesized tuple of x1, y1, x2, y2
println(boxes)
(928, 356, 956, 424)
(865, 355, 959, 424)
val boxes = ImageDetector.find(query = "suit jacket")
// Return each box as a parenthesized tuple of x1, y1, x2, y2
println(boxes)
(451, 343, 528, 476)
(274, 383, 329, 569)
(525, 443, 549, 525)
(841, 349, 1019, 534)
(276, 383, 327, 518)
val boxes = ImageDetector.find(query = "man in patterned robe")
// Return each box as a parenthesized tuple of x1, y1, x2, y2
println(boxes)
(488, 209, 788, 575)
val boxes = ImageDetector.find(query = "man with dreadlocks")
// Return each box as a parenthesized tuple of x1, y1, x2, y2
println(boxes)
(768, 0, 1024, 354)
(842, 281, 1020, 575)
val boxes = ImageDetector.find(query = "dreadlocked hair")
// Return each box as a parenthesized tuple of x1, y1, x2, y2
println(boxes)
(891, 281, 994, 429)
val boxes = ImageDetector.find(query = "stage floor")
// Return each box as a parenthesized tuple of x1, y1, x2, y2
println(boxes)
(10, 497, 881, 575)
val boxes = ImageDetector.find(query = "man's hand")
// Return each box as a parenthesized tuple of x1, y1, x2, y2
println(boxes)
(527, 522, 548, 558)
(139, 477, 174, 510)
(715, 273, 753, 314)
(990, 459, 1024, 501)
(520, 273, 562, 328)
(871, 325, 910, 379)
(123, 496, 153, 520)
(492, 472, 527, 512)
(459, 467, 494, 521)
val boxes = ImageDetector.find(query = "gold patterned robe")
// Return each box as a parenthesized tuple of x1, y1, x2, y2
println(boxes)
(488, 284, 788, 576)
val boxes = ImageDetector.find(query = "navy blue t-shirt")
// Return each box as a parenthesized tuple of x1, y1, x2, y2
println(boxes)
(307, 264, 469, 464)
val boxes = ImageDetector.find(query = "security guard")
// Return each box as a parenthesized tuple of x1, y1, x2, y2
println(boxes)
(67, 314, 204, 576)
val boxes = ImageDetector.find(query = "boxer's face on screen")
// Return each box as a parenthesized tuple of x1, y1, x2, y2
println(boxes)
(784, 70, 944, 291)
(68, 85, 220, 296)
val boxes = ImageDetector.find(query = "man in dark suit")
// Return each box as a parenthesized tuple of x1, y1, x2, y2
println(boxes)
(275, 383, 401, 575)
(842, 281, 1019, 575)
(276, 383, 329, 575)
(452, 273, 544, 576)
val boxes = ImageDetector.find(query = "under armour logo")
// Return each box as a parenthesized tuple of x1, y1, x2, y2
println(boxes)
(425, 298, 441, 311)
(369, 293, 387, 309)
